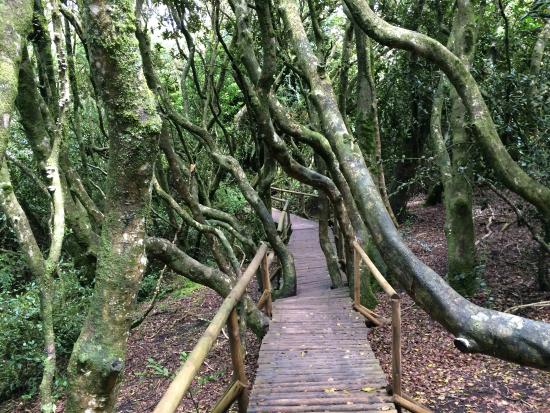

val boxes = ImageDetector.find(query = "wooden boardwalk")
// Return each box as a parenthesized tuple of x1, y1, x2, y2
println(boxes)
(248, 213, 397, 412)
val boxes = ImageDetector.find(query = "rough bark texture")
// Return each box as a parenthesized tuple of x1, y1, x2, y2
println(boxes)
(354, 24, 396, 226)
(282, 0, 550, 369)
(431, 0, 478, 295)
(528, 19, 550, 102)
(316, 157, 343, 288)
(0, 0, 33, 162)
(66, 0, 162, 409)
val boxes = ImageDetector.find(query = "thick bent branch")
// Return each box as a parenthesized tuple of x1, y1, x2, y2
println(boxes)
(344, 0, 550, 224)
(281, 0, 550, 369)
(153, 177, 242, 277)
(145, 237, 269, 337)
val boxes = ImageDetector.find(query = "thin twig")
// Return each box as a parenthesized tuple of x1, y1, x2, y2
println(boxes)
(505, 301, 550, 313)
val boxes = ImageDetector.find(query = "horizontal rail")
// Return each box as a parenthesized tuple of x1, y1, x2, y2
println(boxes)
(352, 240, 398, 298)
(271, 186, 318, 197)
(352, 241, 432, 413)
(394, 394, 433, 413)
(153, 243, 268, 413)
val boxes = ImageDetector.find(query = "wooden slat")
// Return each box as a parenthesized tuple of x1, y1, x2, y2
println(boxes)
(247, 213, 396, 412)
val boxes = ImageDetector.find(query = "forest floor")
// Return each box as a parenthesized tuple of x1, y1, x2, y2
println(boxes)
(369, 191, 550, 413)
(4, 191, 550, 412)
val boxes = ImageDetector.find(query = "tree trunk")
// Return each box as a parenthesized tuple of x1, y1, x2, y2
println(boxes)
(431, 0, 478, 295)
(345, 0, 550, 225)
(354, 24, 397, 226)
(316, 157, 343, 288)
(0, 0, 33, 163)
(66, 0, 162, 409)
(145, 237, 269, 336)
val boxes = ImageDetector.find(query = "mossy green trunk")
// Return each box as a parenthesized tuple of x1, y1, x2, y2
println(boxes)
(279, 0, 550, 369)
(432, 0, 478, 295)
(66, 0, 161, 410)
(0, 0, 33, 161)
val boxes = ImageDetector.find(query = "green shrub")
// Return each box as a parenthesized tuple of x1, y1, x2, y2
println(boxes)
(0, 262, 91, 401)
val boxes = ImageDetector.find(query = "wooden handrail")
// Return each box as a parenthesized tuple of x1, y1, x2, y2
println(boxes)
(351, 240, 432, 413)
(352, 240, 398, 298)
(153, 243, 268, 413)
(271, 186, 318, 197)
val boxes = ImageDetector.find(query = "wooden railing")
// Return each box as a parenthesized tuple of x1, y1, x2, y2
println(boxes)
(271, 186, 317, 216)
(352, 240, 432, 413)
(154, 243, 271, 413)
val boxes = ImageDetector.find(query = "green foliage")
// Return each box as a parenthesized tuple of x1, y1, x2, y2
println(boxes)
(197, 369, 225, 385)
(171, 279, 201, 299)
(0, 263, 91, 401)
(0, 248, 29, 292)
(144, 358, 170, 377)
(213, 182, 247, 214)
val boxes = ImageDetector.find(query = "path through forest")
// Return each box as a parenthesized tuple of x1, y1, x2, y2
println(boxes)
(248, 212, 396, 412)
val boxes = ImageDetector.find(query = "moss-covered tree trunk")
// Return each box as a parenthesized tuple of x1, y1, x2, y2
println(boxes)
(66, 0, 162, 409)
(345, 0, 550, 225)
(316, 156, 343, 288)
(0, 0, 33, 163)
(354, 24, 397, 226)
(431, 0, 478, 295)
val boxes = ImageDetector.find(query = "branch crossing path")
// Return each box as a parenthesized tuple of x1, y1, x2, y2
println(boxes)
(247, 212, 397, 412)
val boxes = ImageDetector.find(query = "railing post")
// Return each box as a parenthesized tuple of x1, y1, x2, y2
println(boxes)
(228, 308, 249, 413)
(391, 297, 402, 398)
(261, 251, 272, 317)
(353, 246, 361, 306)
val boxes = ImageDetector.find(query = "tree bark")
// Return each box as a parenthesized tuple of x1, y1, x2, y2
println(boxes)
(0, 0, 33, 163)
(66, 0, 162, 409)
(430, 0, 478, 295)
(354, 24, 397, 226)
(145, 237, 269, 337)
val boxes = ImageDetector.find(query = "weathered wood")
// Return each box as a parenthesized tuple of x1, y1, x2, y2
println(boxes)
(154, 243, 268, 413)
(261, 253, 273, 316)
(272, 186, 318, 197)
(256, 289, 271, 310)
(354, 247, 361, 305)
(353, 240, 398, 298)
(394, 394, 433, 413)
(210, 380, 246, 413)
(391, 297, 402, 398)
(248, 213, 395, 412)
(228, 309, 249, 412)
(353, 303, 383, 326)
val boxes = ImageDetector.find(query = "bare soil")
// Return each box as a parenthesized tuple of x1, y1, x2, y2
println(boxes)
(369, 192, 550, 413)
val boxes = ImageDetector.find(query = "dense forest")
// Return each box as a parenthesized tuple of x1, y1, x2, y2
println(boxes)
(0, 0, 549, 411)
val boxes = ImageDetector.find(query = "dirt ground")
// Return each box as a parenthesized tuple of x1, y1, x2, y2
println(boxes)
(369, 192, 550, 413)
(4, 191, 550, 412)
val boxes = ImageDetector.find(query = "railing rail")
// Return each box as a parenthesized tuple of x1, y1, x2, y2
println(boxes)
(271, 186, 317, 216)
(352, 240, 432, 413)
(154, 243, 269, 413)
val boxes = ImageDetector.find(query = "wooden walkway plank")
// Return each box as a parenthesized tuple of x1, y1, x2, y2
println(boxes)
(247, 212, 396, 412)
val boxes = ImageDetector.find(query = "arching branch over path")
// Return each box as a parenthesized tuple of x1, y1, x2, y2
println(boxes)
(280, 0, 550, 370)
